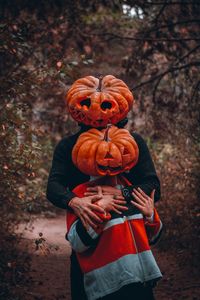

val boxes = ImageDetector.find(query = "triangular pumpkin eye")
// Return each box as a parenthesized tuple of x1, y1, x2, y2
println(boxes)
(105, 152, 113, 159)
(123, 148, 129, 155)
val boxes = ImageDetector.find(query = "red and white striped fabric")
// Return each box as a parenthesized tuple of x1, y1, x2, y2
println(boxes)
(66, 175, 163, 300)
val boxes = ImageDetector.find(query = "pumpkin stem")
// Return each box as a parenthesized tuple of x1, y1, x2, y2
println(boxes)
(104, 124, 112, 142)
(97, 76, 103, 92)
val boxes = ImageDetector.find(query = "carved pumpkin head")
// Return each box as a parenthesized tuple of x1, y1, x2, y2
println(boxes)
(72, 125, 139, 176)
(66, 75, 134, 128)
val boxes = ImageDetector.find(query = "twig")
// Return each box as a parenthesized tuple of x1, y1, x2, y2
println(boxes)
(131, 61, 200, 91)
(152, 76, 164, 104)
(143, 1, 200, 4)
(191, 80, 200, 102)
(149, 44, 200, 102)
(154, 0, 168, 24)
(82, 31, 200, 42)
(5, 48, 35, 78)
(146, 19, 200, 34)
(175, 44, 200, 65)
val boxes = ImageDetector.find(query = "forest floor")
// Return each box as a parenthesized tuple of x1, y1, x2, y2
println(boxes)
(16, 212, 200, 300)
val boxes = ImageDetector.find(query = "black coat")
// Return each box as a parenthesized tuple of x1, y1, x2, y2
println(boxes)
(46, 130, 161, 208)
(46, 129, 161, 300)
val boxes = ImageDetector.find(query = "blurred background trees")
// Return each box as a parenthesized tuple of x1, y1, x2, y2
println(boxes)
(0, 1, 199, 299)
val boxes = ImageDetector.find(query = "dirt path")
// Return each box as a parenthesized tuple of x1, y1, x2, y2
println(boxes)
(18, 213, 199, 300)
(18, 213, 71, 300)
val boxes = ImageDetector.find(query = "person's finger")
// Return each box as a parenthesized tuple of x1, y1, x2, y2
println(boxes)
(83, 208, 103, 223)
(88, 203, 105, 213)
(132, 191, 146, 206)
(88, 202, 105, 213)
(131, 200, 144, 211)
(113, 200, 127, 205)
(84, 192, 96, 196)
(113, 204, 128, 211)
(112, 208, 122, 214)
(137, 187, 150, 200)
(87, 187, 98, 192)
(97, 186, 103, 197)
(90, 194, 102, 202)
(133, 189, 148, 203)
(114, 195, 125, 200)
(101, 186, 113, 191)
(101, 192, 113, 195)
(150, 189, 155, 201)
(91, 196, 102, 203)
(83, 214, 98, 229)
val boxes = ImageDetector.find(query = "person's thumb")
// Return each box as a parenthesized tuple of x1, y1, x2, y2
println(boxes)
(150, 189, 155, 200)
(97, 185, 103, 196)
(91, 194, 102, 202)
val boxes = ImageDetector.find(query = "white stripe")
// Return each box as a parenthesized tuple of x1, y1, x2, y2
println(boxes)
(87, 226, 99, 239)
(84, 251, 162, 300)
(103, 217, 125, 230)
(126, 213, 143, 221)
(67, 220, 89, 253)
(103, 214, 143, 231)
(115, 184, 123, 190)
(150, 221, 163, 244)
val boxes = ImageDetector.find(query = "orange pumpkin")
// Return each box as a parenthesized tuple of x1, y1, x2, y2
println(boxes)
(72, 125, 139, 176)
(66, 75, 134, 127)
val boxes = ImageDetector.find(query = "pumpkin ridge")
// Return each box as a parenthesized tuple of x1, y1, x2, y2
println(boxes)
(66, 75, 133, 127)
(110, 128, 131, 137)
(76, 76, 97, 87)
(106, 91, 129, 107)
(72, 125, 139, 176)
(114, 139, 138, 161)
(108, 143, 122, 168)
(76, 141, 98, 175)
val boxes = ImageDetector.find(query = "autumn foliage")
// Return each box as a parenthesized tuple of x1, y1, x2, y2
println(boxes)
(0, 1, 199, 299)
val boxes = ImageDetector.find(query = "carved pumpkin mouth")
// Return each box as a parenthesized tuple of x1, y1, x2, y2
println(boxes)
(97, 164, 122, 172)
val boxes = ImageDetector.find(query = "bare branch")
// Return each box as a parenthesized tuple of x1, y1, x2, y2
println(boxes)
(150, 44, 200, 102)
(146, 19, 200, 34)
(143, 2, 200, 5)
(152, 76, 164, 104)
(154, 0, 168, 24)
(191, 80, 200, 102)
(131, 61, 200, 91)
(175, 44, 200, 64)
(83, 31, 200, 42)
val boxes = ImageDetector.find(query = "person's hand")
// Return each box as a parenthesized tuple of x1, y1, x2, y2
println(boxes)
(85, 185, 127, 214)
(97, 195, 128, 214)
(69, 194, 105, 229)
(85, 185, 122, 197)
(131, 188, 155, 218)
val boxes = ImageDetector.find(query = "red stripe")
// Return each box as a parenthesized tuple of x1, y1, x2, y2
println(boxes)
(66, 211, 78, 231)
(129, 219, 150, 252)
(77, 219, 150, 273)
(145, 209, 161, 240)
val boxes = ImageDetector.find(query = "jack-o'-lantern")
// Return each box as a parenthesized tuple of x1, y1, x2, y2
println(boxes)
(72, 125, 139, 176)
(66, 75, 134, 128)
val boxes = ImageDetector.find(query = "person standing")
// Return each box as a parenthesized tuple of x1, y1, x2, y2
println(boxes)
(46, 75, 161, 299)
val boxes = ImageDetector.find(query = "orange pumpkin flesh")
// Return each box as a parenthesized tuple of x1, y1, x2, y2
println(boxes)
(66, 75, 134, 128)
(72, 125, 139, 176)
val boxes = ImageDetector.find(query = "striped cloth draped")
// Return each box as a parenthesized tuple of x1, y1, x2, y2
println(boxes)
(66, 175, 162, 300)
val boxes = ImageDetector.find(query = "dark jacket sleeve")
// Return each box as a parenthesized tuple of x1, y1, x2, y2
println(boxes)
(122, 133, 161, 202)
(46, 138, 76, 209)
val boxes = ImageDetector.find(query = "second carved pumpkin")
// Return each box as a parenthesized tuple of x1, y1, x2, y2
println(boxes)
(72, 125, 139, 176)
(66, 75, 134, 128)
